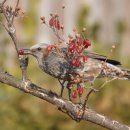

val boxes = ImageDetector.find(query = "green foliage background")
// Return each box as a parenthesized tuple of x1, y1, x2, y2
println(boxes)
(0, 1, 130, 130)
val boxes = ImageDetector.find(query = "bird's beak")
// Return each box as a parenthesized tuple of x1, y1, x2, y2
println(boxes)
(18, 49, 32, 55)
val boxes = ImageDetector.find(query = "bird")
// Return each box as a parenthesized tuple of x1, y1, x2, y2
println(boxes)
(19, 43, 130, 100)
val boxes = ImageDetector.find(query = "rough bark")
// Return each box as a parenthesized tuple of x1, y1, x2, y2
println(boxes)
(0, 68, 129, 130)
(0, 1, 130, 129)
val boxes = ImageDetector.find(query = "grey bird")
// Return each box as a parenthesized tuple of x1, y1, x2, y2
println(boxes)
(20, 43, 130, 98)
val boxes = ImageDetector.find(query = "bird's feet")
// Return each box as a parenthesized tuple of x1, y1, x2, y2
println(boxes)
(21, 79, 31, 92)
(58, 79, 66, 97)
(74, 87, 99, 121)
(70, 103, 85, 122)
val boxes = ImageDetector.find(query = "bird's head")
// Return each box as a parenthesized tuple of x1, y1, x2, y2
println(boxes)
(19, 43, 49, 59)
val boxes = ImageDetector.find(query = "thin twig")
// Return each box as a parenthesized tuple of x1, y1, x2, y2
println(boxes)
(58, 79, 66, 96)
(1, 0, 7, 6)
(0, 0, 28, 81)
(45, 23, 65, 42)
(0, 0, 19, 55)
(84, 88, 96, 105)
(11, 0, 19, 23)
(79, 87, 98, 120)
(0, 20, 8, 31)
(1, 5, 10, 24)
(98, 77, 117, 90)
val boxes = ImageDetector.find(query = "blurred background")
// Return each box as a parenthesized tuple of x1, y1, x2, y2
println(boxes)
(0, 0, 130, 130)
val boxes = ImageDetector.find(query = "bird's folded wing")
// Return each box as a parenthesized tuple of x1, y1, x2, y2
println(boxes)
(84, 51, 121, 65)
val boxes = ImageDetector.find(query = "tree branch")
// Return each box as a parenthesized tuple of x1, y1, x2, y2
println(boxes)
(0, 0, 19, 55)
(0, 1, 130, 130)
(0, 0, 29, 80)
(0, 0, 7, 6)
(11, 0, 20, 23)
(0, 68, 129, 130)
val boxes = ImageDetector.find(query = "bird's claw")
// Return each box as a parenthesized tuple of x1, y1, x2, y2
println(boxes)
(22, 79, 31, 92)
(74, 104, 85, 122)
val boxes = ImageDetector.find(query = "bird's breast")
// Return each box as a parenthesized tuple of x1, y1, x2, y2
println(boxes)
(37, 49, 103, 81)
(39, 53, 71, 79)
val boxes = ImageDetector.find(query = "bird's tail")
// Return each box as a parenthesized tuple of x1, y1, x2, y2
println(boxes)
(121, 68, 130, 80)
(98, 66, 130, 80)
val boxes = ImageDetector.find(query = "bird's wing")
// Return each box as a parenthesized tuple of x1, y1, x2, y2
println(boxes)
(84, 51, 121, 65)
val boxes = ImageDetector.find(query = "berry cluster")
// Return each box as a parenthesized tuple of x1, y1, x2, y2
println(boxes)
(71, 84, 84, 99)
(49, 14, 60, 30)
(40, 5, 92, 100)
(68, 34, 91, 67)
(40, 6, 65, 42)
(41, 13, 62, 31)
(66, 33, 91, 99)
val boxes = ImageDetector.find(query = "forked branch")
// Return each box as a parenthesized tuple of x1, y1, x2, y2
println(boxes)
(0, 69, 129, 130)
(0, 1, 130, 130)
(0, 0, 20, 55)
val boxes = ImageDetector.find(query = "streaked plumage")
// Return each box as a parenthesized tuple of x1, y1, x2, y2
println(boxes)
(22, 43, 130, 82)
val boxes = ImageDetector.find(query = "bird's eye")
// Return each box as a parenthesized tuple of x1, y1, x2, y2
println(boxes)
(37, 47, 42, 51)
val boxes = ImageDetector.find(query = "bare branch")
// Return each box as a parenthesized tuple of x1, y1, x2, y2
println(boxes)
(98, 77, 117, 90)
(11, 0, 20, 23)
(0, 1, 130, 130)
(1, 0, 7, 6)
(0, 20, 8, 31)
(0, 6, 10, 24)
(0, 68, 129, 130)
(0, 0, 19, 55)
(84, 88, 96, 106)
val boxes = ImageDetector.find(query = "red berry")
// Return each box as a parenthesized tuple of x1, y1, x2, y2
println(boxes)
(75, 59, 80, 67)
(47, 45, 51, 51)
(72, 58, 77, 65)
(68, 47, 74, 53)
(18, 50, 24, 55)
(69, 39, 75, 44)
(49, 18, 54, 27)
(77, 85, 84, 96)
(76, 37, 82, 45)
(72, 90, 77, 98)
(83, 39, 91, 48)
(55, 19, 60, 30)
(76, 46, 82, 54)
(68, 42, 75, 53)
(69, 48, 74, 53)
(72, 58, 80, 67)
(82, 55, 88, 63)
